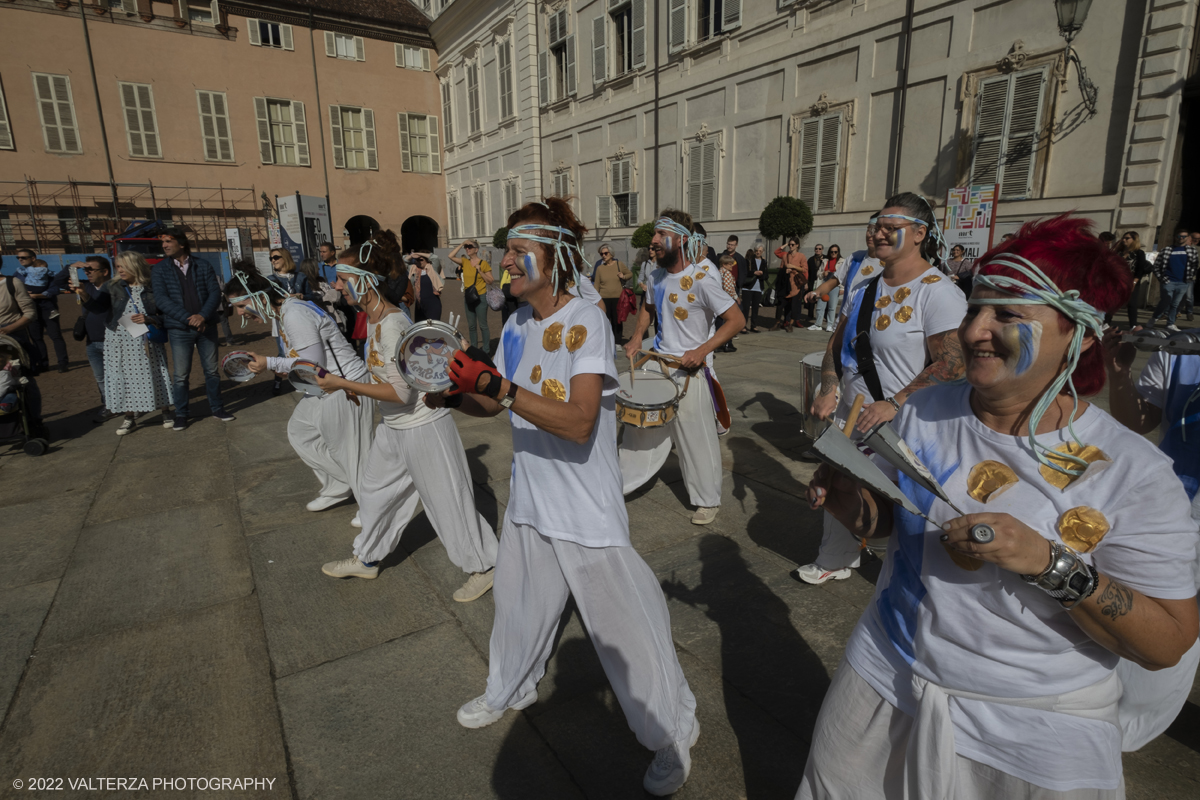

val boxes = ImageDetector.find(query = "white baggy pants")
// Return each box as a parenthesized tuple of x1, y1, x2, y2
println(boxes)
(814, 511, 863, 570)
(485, 520, 698, 752)
(619, 363, 723, 508)
(351, 415, 498, 572)
(287, 393, 375, 502)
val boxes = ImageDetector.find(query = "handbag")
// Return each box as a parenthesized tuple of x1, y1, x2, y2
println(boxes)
(123, 286, 169, 343)
(72, 314, 87, 342)
(485, 284, 505, 311)
(616, 287, 637, 323)
(465, 284, 481, 307)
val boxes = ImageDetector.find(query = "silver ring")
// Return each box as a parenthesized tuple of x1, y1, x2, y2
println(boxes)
(969, 524, 995, 544)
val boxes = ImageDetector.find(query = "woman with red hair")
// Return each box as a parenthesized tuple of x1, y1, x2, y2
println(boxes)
(799, 215, 1198, 799)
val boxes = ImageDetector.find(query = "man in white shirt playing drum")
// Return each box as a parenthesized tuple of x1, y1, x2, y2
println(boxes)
(620, 209, 745, 525)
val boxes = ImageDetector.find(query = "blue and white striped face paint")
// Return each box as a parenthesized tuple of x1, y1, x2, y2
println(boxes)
(1010, 320, 1043, 376)
(524, 252, 539, 281)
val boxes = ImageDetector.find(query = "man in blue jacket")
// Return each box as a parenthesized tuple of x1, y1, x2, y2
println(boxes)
(151, 232, 233, 430)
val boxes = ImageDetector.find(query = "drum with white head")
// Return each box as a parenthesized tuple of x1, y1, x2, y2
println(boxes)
(394, 319, 463, 393)
(221, 351, 258, 382)
(288, 360, 328, 397)
(615, 369, 681, 428)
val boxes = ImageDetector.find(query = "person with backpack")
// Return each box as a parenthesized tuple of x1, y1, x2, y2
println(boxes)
(448, 240, 494, 351)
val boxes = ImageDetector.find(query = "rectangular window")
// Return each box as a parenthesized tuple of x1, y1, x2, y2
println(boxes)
(670, 0, 740, 53)
(247, 19, 294, 50)
(473, 186, 487, 237)
(598, 159, 637, 227)
(253, 97, 310, 166)
(448, 193, 460, 240)
(325, 32, 365, 61)
(32, 73, 81, 154)
(396, 45, 431, 71)
(552, 171, 570, 198)
(686, 140, 718, 222)
(796, 113, 842, 214)
(182, 1, 218, 25)
(118, 82, 162, 159)
(330, 105, 377, 170)
(398, 113, 441, 174)
(498, 39, 515, 119)
(970, 67, 1048, 199)
(441, 80, 454, 145)
(466, 62, 481, 135)
(196, 90, 234, 162)
(503, 181, 519, 219)
(539, 10, 576, 105)
(0, 81, 12, 150)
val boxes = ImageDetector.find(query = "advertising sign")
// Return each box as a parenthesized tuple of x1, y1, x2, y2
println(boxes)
(276, 194, 332, 264)
(267, 218, 282, 249)
(943, 185, 998, 260)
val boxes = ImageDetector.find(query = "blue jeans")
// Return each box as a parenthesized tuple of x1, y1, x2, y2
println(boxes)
(86, 341, 105, 403)
(168, 325, 224, 418)
(813, 287, 841, 329)
(1154, 281, 1190, 325)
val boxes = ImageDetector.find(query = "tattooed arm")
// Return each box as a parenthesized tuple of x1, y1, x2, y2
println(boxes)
(893, 329, 967, 404)
(1067, 576, 1197, 671)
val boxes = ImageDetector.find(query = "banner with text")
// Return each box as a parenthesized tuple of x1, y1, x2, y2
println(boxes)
(943, 185, 998, 260)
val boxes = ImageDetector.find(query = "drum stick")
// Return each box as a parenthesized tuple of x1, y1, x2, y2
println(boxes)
(843, 394, 866, 436)
(324, 339, 361, 406)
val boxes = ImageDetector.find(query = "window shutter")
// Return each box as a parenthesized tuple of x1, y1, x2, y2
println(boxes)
(1001, 69, 1046, 198)
(325, 31, 336, 57)
(120, 0, 137, 12)
(700, 141, 717, 221)
(36, 74, 81, 154)
(592, 16, 606, 84)
(441, 81, 454, 144)
(422, 48, 431, 71)
(253, 96, 273, 164)
(395, 43, 404, 67)
(329, 105, 345, 168)
(197, 90, 228, 162)
(363, 108, 377, 170)
(137, 84, 160, 157)
(212, 91, 232, 161)
(281, 24, 294, 51)
(566, 35, 577, 96)
(686, 144, 704, 218)
(120, 82, 145, 157)
(669, 0, 687, 54)
(398, 113, 412, 171)
(970, 76, 1008, 188)
(34, 74, 62, 152)
(0, 83, 12, 150)
(632, 0, 646, 68)
(549, 10, 565, 44)
(538, 50, 549, 105)
(598, 195, 613, 228)
(428, 116, 440, 173)
(628, 192, 639, 226)
(292, 100, 310, 165)
(798, 117, 819, 210)
(247, 18, 261, 46)
(817, 115, 841, 212)
(723, 0, 742, 31)
(355, 37, 366, 61)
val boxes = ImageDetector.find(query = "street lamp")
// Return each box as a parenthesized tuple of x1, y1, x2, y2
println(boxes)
(1053, 0, 1098, 114)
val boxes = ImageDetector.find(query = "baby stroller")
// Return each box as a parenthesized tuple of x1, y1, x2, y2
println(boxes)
(0, 334, 49, 456)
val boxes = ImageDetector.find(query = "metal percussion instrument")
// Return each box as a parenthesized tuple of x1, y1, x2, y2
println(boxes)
(615, 369, 682, 428)
(800, 351, 831, 440)
(394, 319, 463, 393)
(969, 524, 996, 544)
(220, 350, 258, 382)
(1122, 328, 1200, 354)
(288, 359, 328, 397)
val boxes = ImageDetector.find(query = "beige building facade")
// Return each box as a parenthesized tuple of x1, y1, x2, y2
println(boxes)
(0, 0, 446, 254)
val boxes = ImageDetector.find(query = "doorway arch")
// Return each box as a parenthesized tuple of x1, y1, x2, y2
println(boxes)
(344, 215, 380, 248)
(400, 215, 440, 253)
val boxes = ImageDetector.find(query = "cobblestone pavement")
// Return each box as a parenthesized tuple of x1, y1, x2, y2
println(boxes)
(1, 295, 1197, 799)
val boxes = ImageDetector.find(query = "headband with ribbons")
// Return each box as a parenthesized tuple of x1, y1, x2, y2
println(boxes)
(227, 270, 283, 328)
(506, 223, 586, 295)
(655, 217, 707, 264)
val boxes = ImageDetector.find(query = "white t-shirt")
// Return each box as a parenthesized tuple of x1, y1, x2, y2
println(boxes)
(568, 274, 603, 307)
(835, 265, 965, 421)
(278, 299, 368, 382)
(844, 384, 1197, 792)
(495, 296, 628, 547)
(645, 261, 734, 365)
(841, 255, 882, 298)
(366, 310, 446, 431)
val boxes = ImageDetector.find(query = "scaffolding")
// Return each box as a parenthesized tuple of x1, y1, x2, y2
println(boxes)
(0, 178, 269, 255)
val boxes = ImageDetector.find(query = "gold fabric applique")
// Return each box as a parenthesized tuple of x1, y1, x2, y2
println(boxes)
(669, 293, 679, 303)
(875, 315, 891, 331)
(943, 543, 985, 571)
(543, 322, 564, 352)
(1057, 507, 1110, 553)
(566, 325, 588, 352)
(695, 272, 706, 280)
(966, 461, 1019, 503)
(288, 349, 299, 358)
(895, 306, 914, 324)
(679, 276, 694, 291)
(530, 365, 542, 383)
(367, 347, 385, 368)
(373, 326, 382, 343)
(1039, 442, 1110, 490)
(674, 307, 689, 320)
(541, 378, 566, 401)
(875, 296, 893, 309)
(921, 275, 942, 284)
(861, 266, 875, 276)
(687, 293, 696, 303)
(895, 287, 912, 303)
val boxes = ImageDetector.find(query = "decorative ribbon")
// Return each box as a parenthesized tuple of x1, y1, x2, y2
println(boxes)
(872, 204, 947, 265)
(507, 223, 586, 295)
(227, 270, 282, 328)
(655, 217, 707, 264)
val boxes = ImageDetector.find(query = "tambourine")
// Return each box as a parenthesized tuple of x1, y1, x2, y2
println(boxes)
(288, 359, 329, 397)
(220, 351, 258, 382)
(394, 319, 463, 393)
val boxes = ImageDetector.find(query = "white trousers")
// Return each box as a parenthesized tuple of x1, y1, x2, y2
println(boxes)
(287, 393, 375, 501)
(815, 510, 863, 570)
(796, 662, 1123, 800)
(352, 415, 498, 572)
(619, 364, 723, 508)
(485, 520, 697, 752)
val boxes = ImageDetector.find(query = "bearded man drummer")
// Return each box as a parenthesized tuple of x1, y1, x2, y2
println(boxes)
(620, 210, 745, 524)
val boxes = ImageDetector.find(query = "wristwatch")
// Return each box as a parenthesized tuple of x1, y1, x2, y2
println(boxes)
(498, 380, 518, 409)
(1021, 540, 1098, 605)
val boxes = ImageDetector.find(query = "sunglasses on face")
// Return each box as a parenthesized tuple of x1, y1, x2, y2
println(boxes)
(83, 267, 105, 273)
(270, 255, 283, 261)
(465, 244, 477, 249)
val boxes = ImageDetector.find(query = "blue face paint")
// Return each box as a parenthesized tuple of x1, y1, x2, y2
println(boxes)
(346, 282, 359, 302)
(524, 252, 539, 281)
(890, 227, 906, 252)
(1015, 320, 1042, 375)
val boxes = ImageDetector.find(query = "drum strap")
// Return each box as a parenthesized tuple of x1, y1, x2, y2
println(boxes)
(833, 275, 885, 402)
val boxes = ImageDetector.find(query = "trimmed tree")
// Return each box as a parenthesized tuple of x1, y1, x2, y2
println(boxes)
(631, 221, 656, 250)
(492, 227, 509, 250)
(758, 196, 813, 243)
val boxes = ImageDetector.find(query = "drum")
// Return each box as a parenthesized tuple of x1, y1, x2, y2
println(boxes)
(221, 350, 257, 382)
(288, 360, 328, 397)
(801, 351, 831, 439)
(394, 319, 462, 393)
(615, 369, 681, 428)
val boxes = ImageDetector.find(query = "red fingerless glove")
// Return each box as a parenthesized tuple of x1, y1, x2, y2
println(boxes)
(448, 348, 503, 397)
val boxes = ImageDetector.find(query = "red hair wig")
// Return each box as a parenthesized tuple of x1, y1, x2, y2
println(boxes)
(975, 215, 1131, 396)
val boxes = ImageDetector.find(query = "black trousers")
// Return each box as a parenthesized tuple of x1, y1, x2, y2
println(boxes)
(741, 290, 761, 330)
(29, 298, 69, 369)
(603, 296, 622, 341)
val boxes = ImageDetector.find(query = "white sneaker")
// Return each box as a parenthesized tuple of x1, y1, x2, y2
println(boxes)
(1167, 324, 1181, 332)
(453, 569, 495, 602)
(824, 324, 834, 332)
(456, 688, 537, 729)
(793, 562, 855, 585)
(161, 412, 174, 428)
(691, 506, 719, 525)
(350, 514, 362, 528)
(644, 717, 701, 796)
(306, 494, 350, 512)
(321, 556, 379, 580)
(116, 417, 136, 436)
(807, 324, 823, 331)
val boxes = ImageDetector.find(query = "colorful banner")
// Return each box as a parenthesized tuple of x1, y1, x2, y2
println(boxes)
(943, 184, 998, 260)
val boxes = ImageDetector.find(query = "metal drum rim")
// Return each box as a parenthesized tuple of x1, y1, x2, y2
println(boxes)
(616, 369, 681, 411)
(394, 319, 462, 392)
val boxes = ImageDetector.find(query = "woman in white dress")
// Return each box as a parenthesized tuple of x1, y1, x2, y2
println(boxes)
(800, 215, 1199, 800)
(226, 269, 374, 521)
(312, 239, 499, 602)
(78, 252, 173, 435)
